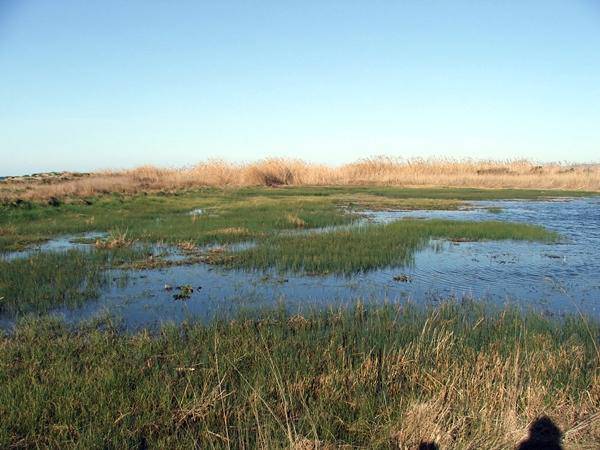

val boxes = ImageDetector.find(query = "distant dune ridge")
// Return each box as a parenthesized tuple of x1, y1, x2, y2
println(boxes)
(1, 157, 599, 202)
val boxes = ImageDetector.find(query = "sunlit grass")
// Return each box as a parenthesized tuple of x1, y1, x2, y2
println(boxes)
(223, 219, 559, 274)
(0, 183, 596, 449)
(0, 186, 588, 252)
(0, 191, 351, 252)
(0, 248, 146, 315)
(0, 302, 597, 448)
(2, 157, 599, 203)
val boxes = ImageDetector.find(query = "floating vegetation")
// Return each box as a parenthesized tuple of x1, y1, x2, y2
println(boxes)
(117, 254, 205, 270)
(176, 240, 198, 252)
(393, 274, 412, 282)
(173, 284, 194, 300)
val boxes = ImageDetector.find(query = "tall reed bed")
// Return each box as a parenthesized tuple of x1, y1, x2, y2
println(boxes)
(2, 157, 599, 202)
(0, 302, 598, 448)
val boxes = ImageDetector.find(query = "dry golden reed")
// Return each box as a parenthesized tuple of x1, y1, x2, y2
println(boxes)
(2, 156, 599, 202)
(94, 230, 133, 249)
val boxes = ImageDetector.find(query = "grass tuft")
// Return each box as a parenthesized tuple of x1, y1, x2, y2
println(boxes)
(94, 229, 134, 249)
(285, 213, 306, 228)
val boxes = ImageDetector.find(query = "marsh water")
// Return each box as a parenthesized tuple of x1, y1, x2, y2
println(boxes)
(2, 197, 599, 330)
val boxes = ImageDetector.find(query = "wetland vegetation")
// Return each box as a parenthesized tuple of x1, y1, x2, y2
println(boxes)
(0, 185, 584, 252)
(1, 185, 598, 448)
(0, 187, 563, 314)
(1, 302, 598, 448)
(2, 157, 600, 203)
(0, 248, 148, 315)
(222, 219, 557, 274)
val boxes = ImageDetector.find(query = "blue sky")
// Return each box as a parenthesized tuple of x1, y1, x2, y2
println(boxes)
(1, 1, 599, 175)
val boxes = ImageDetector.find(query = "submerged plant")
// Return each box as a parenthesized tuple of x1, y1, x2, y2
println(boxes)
(393, 274, 412, 282)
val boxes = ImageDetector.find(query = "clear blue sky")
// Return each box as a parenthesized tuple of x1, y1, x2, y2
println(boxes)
(1, 1, 599, 175)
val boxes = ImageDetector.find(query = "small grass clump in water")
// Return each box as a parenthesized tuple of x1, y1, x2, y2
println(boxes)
(0, 248, 148, 315)
(0, 302, 597, 448)
(173, 284, 194, 300)
(94, 229, 134, 249)
(222, 219, 559, 274)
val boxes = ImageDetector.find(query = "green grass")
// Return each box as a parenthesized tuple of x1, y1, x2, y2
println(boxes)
(0, 190, 351, 252)
(223, 186, 598, 200)
(0, 248, 147, 315)
(0, 186, 591, 252)
(222, 219, 558, 274)
(0, 302, 597, 448)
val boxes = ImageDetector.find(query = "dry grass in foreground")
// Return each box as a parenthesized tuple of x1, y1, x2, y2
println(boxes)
(2, 157, 599, 202)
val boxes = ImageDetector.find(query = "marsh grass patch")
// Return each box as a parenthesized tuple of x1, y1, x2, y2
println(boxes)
(0, 247, 151, 315)
(0, 187, 588, 252)
(0, 301, 597, 448)
(223, 219, 559, 274)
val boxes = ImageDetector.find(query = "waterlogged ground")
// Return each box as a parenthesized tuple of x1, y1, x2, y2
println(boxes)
(1, 197, 599, 330)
